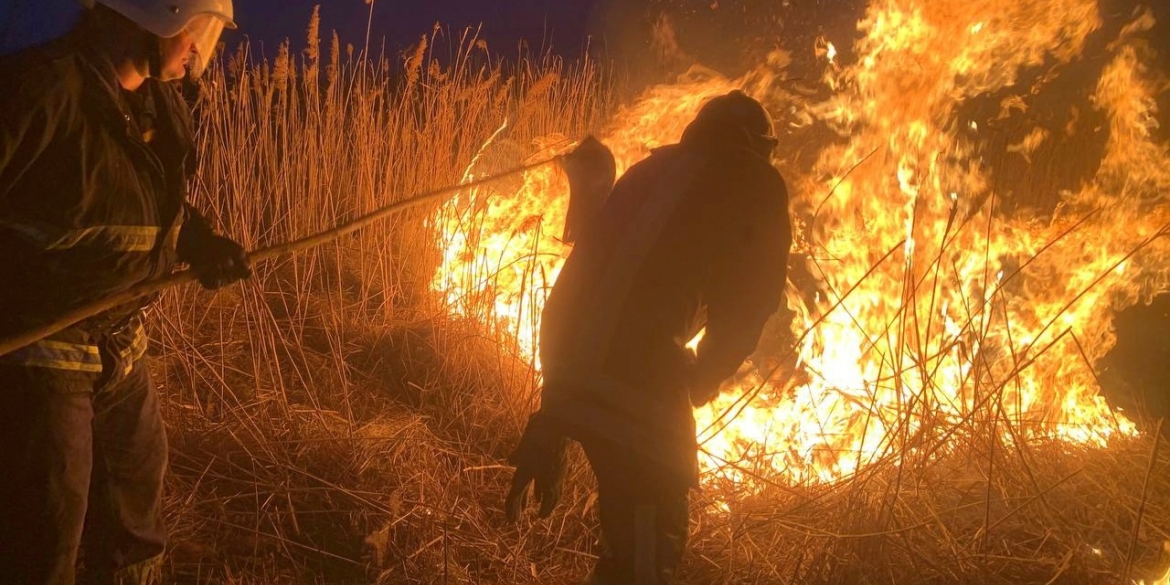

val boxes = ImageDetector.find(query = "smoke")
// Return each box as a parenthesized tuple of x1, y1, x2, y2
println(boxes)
(587, 0, 866, 92)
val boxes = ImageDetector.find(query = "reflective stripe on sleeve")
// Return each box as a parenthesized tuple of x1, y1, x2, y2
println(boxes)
(1, 221, 160, 252)
(0, 339, 103, 373)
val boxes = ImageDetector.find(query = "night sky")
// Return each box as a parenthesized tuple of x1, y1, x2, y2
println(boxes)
(3, 1, 1165, 94)
(0, 0, 601, 56)
(234, 0, 600, 57)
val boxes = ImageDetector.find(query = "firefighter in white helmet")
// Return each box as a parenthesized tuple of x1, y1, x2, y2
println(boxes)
(0, 1, 246, 582)
(77, 0, 236, 79)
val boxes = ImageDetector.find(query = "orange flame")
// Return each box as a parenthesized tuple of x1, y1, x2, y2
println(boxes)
(433, 0, 1167, 486)
(1138, 564, 1170, 585)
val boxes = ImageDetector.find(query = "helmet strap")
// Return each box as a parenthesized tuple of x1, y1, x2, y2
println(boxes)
(146, 34, 163, 79)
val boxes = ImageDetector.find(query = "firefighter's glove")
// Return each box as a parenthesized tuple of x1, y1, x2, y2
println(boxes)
(505, 411, 568, 522)
(178, 214, 252, 290)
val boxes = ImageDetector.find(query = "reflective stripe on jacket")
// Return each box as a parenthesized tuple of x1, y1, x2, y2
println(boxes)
(0, 315, 149, 375)
(1, 339, 103, 373)
(0, 221, 163, 253)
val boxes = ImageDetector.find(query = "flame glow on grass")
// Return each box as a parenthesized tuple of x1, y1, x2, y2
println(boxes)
(432, 0, 1168, 487)
(1137, 563, 1170, 585)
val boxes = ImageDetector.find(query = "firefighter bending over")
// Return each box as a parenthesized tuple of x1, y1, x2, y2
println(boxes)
(506, 91, 793, 584)
(0, 1, 248, 583)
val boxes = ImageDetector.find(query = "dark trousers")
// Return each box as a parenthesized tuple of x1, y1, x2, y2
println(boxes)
(0, 335, 167, 585)
(581, 438, 692, 585)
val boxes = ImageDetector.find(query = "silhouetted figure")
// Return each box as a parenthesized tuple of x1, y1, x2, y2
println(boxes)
(507, 91, 792, 585)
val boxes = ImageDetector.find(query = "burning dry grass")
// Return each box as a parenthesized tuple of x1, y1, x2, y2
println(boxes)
(140, 6, 1170, 585)
(154, 301, 1170, 583)
(687, 433, 1170, 584)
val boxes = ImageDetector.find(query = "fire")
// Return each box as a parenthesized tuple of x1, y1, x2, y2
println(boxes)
(1138, 564, 1170, 585)
(430, 77, 739, 361)
(430, 127, 575, 359)
(432, 0, 1168, 486)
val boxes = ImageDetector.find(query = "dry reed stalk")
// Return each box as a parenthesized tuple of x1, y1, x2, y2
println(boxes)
(1124, 419, 1166, 583)
(153, 8, 608, 582)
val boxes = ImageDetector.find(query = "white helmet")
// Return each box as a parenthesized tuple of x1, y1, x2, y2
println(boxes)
(80, 0, 236, 78)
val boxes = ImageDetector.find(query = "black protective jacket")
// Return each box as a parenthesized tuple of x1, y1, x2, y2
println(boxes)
(0, 33, 208, 358)
(539, 139, 791, 484)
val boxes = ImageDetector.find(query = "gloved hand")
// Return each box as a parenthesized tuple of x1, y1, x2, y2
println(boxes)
(505, 411, 568, 522)
(177, 211, 252, 290)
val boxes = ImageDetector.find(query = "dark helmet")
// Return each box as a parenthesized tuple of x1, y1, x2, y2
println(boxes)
(680, 90, 778, 158)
